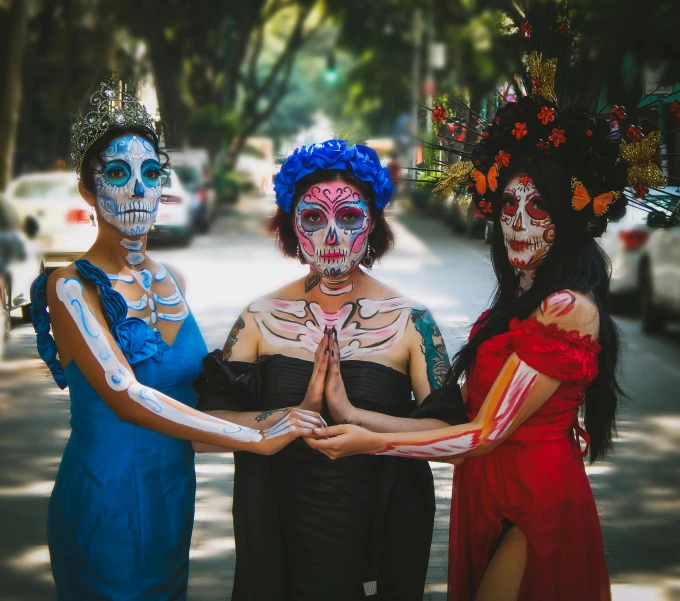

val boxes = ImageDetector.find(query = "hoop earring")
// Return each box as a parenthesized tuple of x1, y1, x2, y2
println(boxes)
(361, 243, 374, 268)
(295, 243, 301, 260)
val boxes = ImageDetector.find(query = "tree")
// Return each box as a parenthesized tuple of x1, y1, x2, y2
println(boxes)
(0, 0, 30, 190)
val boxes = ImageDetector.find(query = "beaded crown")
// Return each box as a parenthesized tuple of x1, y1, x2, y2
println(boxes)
(70, 78, 157, 175)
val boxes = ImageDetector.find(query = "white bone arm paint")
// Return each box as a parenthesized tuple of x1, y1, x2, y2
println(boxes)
(56, 277, 262, 444)
(373, 356, 543, 458)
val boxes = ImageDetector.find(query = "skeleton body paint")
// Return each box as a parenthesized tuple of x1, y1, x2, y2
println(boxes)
(94, 135, 161, 236)
(248, 296, 412, 358)
(51, 276, 334, 445)
(374, 356, 539, 457)
(295, 182, 370, 282)
(501, 175, 554, 294)
(121, 238, 144, 266)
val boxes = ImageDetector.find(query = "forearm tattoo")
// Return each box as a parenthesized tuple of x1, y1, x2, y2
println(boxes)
(374, 356, 539, 458)
(339, 418, 362, 427)
(254, 408, 289, 423)
(223, 315, 245, 359)
(411, 308, 450, 390)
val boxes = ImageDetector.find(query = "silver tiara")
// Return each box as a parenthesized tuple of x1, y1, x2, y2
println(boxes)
(70, 78, 157, 175)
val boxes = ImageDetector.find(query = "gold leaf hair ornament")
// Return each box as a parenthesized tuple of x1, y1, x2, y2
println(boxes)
(527, 51, 557, 105)
(434, 160, 474, 195)
(619, 130, 666, 196)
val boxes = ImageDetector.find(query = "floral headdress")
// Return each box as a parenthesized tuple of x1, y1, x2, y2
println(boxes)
(430, 15, 677, 229)
(274, 140, 393, 212)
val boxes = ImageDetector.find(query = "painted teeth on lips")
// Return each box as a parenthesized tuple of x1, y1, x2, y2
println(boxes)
(505, 237, 542, 252)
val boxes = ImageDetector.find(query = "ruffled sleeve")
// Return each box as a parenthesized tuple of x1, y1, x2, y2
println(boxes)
(74, 260, 127, 324)
(193, 349, 266, 411)
(30, 273, 66, 389)
(469, 309, 491, 341)
(509, 317, 601, 383)
(409, 381, 468, 425)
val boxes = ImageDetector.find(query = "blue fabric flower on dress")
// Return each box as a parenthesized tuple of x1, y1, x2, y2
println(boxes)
(273, 139, 393, 212)
(111, 317, 165, 365)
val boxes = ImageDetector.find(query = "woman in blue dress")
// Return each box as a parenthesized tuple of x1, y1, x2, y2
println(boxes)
(30, 79, 324, 601)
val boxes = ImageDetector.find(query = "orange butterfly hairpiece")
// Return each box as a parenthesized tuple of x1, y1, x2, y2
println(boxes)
(571, 177, 619, 215)
(472, 164, 499, 196)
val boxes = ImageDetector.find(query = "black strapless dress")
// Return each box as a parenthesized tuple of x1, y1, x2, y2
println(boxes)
(195, 352, 466, 601)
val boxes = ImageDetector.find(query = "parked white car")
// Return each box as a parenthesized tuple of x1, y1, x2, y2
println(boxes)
(599, 188, 678, 313)
(641, 200, 680, 334)
(148, 169, 194, 247)
(0, 196, 41, 324)
(167, 149, 216, 233)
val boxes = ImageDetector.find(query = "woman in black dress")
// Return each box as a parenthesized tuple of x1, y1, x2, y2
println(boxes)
(193, 140, 466, 600)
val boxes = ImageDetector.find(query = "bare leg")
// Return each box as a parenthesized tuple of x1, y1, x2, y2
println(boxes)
(474, 526, 528, 601)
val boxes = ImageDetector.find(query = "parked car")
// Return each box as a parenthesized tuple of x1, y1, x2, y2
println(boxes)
(148, 169, 194, 247)
(167, 149, 216, 234)
(640, 201, 680, 334)
(449, 184, 489, 240)
(0, 196, 40, 327)
(4, 172, 93, 315)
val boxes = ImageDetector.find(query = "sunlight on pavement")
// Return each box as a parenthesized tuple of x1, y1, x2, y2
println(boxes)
(612, 580, 680, 601)
(189, 536, 236, 559)
(0, 480, 53, 497)
(5, 545, 53, 584)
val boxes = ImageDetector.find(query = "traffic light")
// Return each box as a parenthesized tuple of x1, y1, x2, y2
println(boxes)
(323, 51, 339, 85)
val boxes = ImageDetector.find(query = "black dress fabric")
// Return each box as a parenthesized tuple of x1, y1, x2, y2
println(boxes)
(194, 351, 467, 601)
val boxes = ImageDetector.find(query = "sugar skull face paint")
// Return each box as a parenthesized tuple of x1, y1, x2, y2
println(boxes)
(294, 181, 371, 277)
(93, 135, 161, 236)
(500, 175, 555, 270)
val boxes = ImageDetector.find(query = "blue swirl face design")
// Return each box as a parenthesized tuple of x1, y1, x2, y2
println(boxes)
(93, 135, 162, 236)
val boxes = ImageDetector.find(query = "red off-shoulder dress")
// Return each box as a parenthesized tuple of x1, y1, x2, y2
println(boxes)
(448, 312, 611, 601)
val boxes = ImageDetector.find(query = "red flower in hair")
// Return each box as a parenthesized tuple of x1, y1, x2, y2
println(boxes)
(520, 20, 532, 39)
(478, 199, 493, 215)
(495, 116, 501, 123)
(495, 150, 512, 167)
(537, 106, 556, 125)
(512, 122, 528, 139)
(532, 78, 543, 94)
(671, 100, 680, 119)
(609, 105, 627, 121)
(633, 184, 649, 200)
(626, 125, 644, 142)
(536, 139, 551, 153)
(559, 18, 570, 36)
(549, 128, 566, 147)
(474, 159, 482, 166)
(586, 129, 593, 137)
(482, 129, 490, 138)
(467, 180, 475, 189)
(431, 106, 447, 123)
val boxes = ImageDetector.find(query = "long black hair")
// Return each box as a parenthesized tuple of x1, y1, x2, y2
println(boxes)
(450, 154, 623, 462)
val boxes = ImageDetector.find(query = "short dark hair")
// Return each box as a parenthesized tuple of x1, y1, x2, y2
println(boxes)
(80, 126, 168, 194)
(267, 169, 394, 266)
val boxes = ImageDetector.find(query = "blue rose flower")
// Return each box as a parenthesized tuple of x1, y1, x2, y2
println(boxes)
(111, 317, 164, 365)
(274, 139, 394, 212)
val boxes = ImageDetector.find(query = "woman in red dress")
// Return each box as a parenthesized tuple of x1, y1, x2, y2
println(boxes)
(307, 83, 644, 599)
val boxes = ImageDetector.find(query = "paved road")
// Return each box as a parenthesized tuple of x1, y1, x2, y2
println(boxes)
(1, 193, 679, 600)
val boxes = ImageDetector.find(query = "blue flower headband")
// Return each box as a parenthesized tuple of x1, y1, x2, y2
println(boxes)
(273, 139, 393, 212)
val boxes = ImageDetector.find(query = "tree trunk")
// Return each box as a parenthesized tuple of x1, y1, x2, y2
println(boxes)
(0, 0, 30, 191)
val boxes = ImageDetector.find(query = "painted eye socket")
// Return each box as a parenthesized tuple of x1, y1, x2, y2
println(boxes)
(502, 194, 519, 216)
(141, 160, 162, 188)
(102, 160, 131, 187)
(337, 208, 364, 225)
(526, 196, 550, 220)
(299, 209, 327, 231)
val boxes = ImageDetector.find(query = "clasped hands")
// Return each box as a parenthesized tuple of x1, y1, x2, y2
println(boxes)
(255, 326, 386, 457)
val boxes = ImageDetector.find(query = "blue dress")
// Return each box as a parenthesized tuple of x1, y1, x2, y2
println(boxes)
(31, 259, 207, 601)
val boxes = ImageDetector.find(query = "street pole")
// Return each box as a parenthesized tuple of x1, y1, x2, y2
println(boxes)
(411, 8, 423, 184)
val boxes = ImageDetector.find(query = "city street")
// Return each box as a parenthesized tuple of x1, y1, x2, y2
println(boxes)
(1, 193, 679, 601)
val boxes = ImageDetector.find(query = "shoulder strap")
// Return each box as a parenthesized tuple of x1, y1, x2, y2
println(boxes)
(30, 273, 66, 389)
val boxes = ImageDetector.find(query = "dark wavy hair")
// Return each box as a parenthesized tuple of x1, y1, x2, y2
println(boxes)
(80, 126, 169, 194)
(267, 169, 394, 265)
(450, 154, 623, 462)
